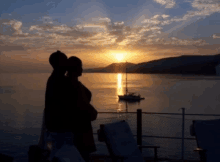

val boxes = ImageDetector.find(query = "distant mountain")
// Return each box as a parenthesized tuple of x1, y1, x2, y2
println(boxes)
(129, 54, 220, 75)
(101, 62, 135, 73)
(83, 67, 105, 73)
(83, 62, 135, 73)
(84, 54, 220, 75)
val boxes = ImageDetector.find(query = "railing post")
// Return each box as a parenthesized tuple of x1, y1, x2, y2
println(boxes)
(181, 108, 185, 162)
(137, 109, 142, 153)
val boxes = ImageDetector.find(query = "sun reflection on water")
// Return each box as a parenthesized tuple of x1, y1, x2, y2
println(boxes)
(117, 73, 123, 96)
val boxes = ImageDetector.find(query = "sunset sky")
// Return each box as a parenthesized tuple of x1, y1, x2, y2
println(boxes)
(0, 0, 220, 72)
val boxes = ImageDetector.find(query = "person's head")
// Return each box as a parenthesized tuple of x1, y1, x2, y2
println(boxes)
(49, 50, 67, 74)
(67, 56, 83, 78)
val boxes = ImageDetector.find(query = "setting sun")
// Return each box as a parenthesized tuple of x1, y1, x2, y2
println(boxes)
(115, 53, 124, 62)
(108, 50, 130, 63)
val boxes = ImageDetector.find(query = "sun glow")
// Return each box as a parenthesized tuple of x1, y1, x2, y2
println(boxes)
(108, 50, 131, 63)
(115, 53, 124, 62)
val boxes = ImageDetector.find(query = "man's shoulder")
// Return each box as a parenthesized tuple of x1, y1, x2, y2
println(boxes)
(46, 75, 70, 91)
(46, 75, 53, 87)
(48, 75, 68, 82)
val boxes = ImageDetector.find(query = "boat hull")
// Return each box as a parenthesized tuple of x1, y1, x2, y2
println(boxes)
(118, 95, 145, 101)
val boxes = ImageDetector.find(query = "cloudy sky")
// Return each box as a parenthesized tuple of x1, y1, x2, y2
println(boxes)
(1, 0, 220, 72)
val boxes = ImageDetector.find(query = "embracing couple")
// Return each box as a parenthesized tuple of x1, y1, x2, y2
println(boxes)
(38, 50, 98, 162)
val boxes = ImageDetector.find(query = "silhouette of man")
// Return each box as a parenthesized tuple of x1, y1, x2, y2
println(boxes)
(66, 56, 98, 162)
(39, 51, 72, 150)
(44, 50, 70, 133)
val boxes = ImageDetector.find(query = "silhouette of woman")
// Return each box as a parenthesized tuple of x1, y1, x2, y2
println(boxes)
(66, 56, 98, 162)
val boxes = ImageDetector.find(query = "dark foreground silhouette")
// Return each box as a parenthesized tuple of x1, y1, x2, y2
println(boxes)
(38, 50, 97, 162)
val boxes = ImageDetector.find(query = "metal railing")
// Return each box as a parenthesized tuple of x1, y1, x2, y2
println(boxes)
(94, 108, 220, 161)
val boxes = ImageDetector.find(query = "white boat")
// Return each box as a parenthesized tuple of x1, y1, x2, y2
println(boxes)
(118, 62, 145, 101)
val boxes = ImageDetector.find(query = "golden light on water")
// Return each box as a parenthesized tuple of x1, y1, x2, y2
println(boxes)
(117, 73, 123, 95)
(117, 103, 122, 113)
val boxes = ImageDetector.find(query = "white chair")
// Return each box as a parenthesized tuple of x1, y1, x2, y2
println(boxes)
(97, 120, 160, 162)
(190, 119, 220, 162)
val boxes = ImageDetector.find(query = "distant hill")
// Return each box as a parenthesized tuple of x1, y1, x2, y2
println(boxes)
(129, 54, 220, 75)
(83, 67, 105, 73)
(83, 54, 220, 75)
(101, 62, 135, 73)
(83, 62, 135, 73)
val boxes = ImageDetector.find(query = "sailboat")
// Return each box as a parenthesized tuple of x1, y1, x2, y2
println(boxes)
(118, 62, 145, 101)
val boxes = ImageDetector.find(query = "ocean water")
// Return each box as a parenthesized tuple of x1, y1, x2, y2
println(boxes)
(1, 73, 220, 161)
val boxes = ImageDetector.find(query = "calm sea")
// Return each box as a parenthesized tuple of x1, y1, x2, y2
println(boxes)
(1, 73, 220, 161)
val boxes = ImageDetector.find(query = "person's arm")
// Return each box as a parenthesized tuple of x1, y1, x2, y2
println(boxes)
(80, 103, 98, 121)
(82, 84, 92, 102)
(77, 83, 98, 121)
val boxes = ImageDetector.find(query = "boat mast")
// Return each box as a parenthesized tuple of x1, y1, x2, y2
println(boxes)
(126, 61, 128, 95)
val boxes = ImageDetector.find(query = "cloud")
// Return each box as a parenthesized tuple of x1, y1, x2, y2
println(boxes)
(137, 0, 220, 42)
(153, 0, 176, 8)
(83, 24, 107, 33)
(0, 15, 210, 55)
(179, 0, 220, 20)
(168, 37, 208, 46)
(192, 0, 220, 10)
(114, 21, 124, 26)
(0, 40, 27, 54)
(29, 25, 44, 32)
(1, 0, 220, 71)
(148, 34, 157, 38)
(161, 14, 170, 19)
(140, 36, 208, 46)
(88, 17, 111, 24)
(151, 0, 220, 26)
(1, 19, 29, 36)
(30, 24, 81, 36)
(213, 34, 220, 39)
(141, 14, 172, 26)
(141, 19, 161, 25)
(41, 16, 53, 24)
(98, 17, 111, 23)
(30, 24, 73, 33)
(27, 21, 118, 48)
(1, 20, 22, 35)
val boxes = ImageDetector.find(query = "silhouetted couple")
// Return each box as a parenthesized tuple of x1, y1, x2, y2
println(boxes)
(38, 50, 98, 162)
